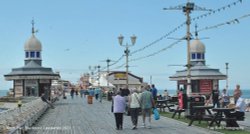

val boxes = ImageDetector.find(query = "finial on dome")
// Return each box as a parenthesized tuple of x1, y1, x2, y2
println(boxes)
(195, 23, 198, 39)
(31, 18, 38, 35)
(31, 18, 35, 34)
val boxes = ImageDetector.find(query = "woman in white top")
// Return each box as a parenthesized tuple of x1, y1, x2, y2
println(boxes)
(128, 89, 141, 130)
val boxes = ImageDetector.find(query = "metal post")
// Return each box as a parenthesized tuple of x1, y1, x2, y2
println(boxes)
(125, 46, 129, 89)
(97, 65, 101, 87)
(226, 62, 229, 90)
(184, 2, 194, 96)
(106, 59, 111, 87)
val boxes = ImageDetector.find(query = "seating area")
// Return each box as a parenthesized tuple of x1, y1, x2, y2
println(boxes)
(171, 106, 246, 128)
(0, 98, 48, 134)
(156, 100, 175, 112)
(172, 109, 185, 119)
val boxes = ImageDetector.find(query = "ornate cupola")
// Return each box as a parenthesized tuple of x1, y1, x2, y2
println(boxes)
(190, 24, 206, 65)
(24, 19, 42, 66)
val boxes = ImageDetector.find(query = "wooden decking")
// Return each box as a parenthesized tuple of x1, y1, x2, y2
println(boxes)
(28, 96, 221, 134)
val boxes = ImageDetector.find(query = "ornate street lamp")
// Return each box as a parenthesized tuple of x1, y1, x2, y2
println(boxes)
(118, 34, 137, 89)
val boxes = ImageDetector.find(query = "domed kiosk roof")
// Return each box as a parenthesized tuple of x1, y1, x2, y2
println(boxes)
(190, 39, 205, 53)
(24, 34, 42, 51)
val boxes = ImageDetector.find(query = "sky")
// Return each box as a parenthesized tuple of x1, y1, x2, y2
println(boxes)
(0, 0, 250, 90)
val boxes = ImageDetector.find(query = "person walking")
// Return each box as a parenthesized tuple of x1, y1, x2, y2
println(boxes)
(70, 88, 75, 99)
(95, 87, 100, 101)
(141, 85, 155, 129)
(99, 88, 103, 103)
(128, 89, 141, 130)
(113, 91, 126, 130)
(150, 84, 158, 102)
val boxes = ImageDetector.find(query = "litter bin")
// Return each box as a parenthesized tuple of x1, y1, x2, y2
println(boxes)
(107, 92, 112, 101)
(188, 96, 205, 115)
(88, 96, 93, 104)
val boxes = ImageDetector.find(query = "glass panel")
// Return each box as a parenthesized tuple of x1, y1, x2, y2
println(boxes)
(197, 53, 201, 59)
(30, 51, 35, 58)
(202, 53, 205, 59)
(192, 53, 196, 59)
(26, 52, 29, 58)
(36, 52, 40, 58)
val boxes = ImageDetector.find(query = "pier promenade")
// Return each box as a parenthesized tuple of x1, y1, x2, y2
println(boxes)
(28, 96, 221, 134)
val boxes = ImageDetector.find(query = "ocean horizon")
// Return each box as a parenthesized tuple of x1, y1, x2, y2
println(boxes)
(1, 89, 250, 99)
(158, 89, 250, 99)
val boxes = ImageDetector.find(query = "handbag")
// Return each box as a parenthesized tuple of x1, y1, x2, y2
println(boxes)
(111, 99, 114, 112)
(135, 94, 141, 107)
(153, 108, 160, 120)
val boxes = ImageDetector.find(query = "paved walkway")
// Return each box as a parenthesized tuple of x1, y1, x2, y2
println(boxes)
(28, 96, 222, 134)
(238, 112, 250, 131)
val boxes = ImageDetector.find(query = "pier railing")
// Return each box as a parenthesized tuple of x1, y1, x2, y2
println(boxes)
(0, 98, 48, 134)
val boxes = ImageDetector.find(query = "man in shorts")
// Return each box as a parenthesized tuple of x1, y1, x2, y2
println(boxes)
(140, 85, 155, 129)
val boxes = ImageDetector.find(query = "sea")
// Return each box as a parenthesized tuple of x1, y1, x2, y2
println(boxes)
(158, 89, 250, 99)
(1, 89, 250, 99)
(0, 90, 8, 97)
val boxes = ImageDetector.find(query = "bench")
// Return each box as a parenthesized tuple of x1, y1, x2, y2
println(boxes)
(222, 116, 245, 127)
(156, 105, 167, 112)
(172, 109, 185, 119)
(187, 114, 215, 126)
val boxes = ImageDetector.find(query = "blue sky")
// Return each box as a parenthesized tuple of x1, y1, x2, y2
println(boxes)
(0, 0, 249, 90)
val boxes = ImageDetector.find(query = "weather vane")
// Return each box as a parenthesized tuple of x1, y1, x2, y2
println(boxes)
(31, 18, 39, 34)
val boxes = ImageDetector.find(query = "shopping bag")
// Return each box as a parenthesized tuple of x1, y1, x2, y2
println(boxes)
(153, 108, 160, 120)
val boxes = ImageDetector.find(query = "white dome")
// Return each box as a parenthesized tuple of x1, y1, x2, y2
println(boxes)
(190, 39, 205, 53)
(24, 35, 42, 51)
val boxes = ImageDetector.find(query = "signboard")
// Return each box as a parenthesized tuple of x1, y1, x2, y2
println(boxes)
(200, 80, 212, 93)
(114, 73, 126, 79)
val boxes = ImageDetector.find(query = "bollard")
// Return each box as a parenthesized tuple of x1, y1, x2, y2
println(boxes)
(18, 100, 22, 112)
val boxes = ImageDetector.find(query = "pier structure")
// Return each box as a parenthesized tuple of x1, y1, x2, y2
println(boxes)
(4, 20, 60, 98)
(27, 96, 222, 134)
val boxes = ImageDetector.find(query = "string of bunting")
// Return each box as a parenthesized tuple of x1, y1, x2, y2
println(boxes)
(130, 22, 186, 55)
(197, 13, 250, 33)
(130, 39, 183, 62)
(130, 0, 242, 56)
(192, 0, 243, 21)
(96, 0, 245, 71)
(111, 63, 126, 70)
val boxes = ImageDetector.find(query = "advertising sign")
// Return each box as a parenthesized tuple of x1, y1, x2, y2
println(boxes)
(200, 80, 212, 93)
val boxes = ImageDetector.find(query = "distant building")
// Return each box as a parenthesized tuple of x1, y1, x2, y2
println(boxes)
(4, 21, 60, 98)
(169, 37, 226, 95)
(107, 71, 143, 90)
(79, 73, 90, 89)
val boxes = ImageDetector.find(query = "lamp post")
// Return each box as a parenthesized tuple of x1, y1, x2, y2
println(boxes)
(225, 62, 229, 90)
(106, 59, 111, 87)
(118, 34, 136, 89)
(96, 65, 101, 87)
(88, 66, 96, 84)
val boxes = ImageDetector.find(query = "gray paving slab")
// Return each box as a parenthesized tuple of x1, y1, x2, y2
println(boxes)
(28, 96, 222, 134)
